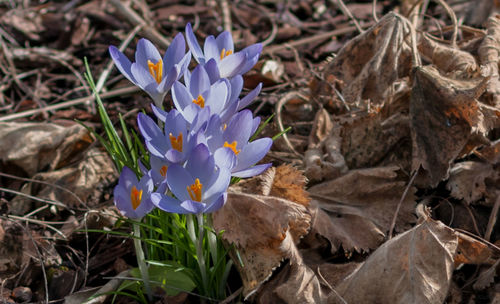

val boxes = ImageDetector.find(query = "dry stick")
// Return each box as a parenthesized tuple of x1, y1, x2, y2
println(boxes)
(435, 0, 458, 47)
(329, 0, 364, 33)
(220, 287, 243, 304)
(372, 0, 379, 22)
(388, 169, 418, 239)
(0, 85, 140, 122)
(484, 195, 500, 241)
(109, 0, 170, 49)
(245, 1, 278, 47)
(275, 91, 307, 157)
(263, 23, 374, 55)
(8, 215, 70, 240)
(219, 0, 232, 34)
(317, 267, 348, 304)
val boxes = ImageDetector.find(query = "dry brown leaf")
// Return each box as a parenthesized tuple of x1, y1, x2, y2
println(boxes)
(418, 34, 478, 78)
(309, 166, 416, 252)
(410, 65, 500, 187)
(322, 12, 412, 107)
(479, 15, 500, 106)
(454, 232, 497, 266)
(0, 122, 91, 176)
(473, 260, 500, 291)
(336, 217, 458, 304)
(446, 161, 497, 204)
(212, 192, 311, 298)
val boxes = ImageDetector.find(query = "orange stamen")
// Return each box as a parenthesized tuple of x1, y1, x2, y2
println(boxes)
(192, 94, 205, 108)
(169, 132, 183, 152)
(159, 165, 168, 177)
(224, 141, 240, 155)
(222, 123, 227, 131)
(130, 186, 143, 210)
(187, 178, 203, 202)
(147, 59, 163, 84)
(220, 48, 233, 60)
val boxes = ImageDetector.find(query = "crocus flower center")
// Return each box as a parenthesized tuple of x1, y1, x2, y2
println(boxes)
(187, 178, 203, 202)
(220, 48, 233, 60)
(224, 141, 240, 155)
(160, 165, 168, 177)
(130, 186, 143, 210)
(169, 132, 183, 152)
(147, 59, 163, 84)
(192, 94, 205, 108)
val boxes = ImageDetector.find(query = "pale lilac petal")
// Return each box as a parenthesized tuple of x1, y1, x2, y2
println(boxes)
(233, 163, 272, 178)
(135, 38, 162, 70)
(131, 62, 155, 89)
(203, 168, 230, 202)
(190, 65, 211, 97)
(185, 23, 204, 63)
(233, 138, 272, 172)
(251, 116, 261, 135)
(240, 53, 260, 75)
(204, 35, 219, 61)
(238, 83, 262, 110)
(166, 149, 184, 163)
(229, 75, 244, 103)
(219, 100, 238, 123)
(166, 164, 194, 202)
(151, 193, 197, 214)
(163, 33, 185, 72)
(157, 66, 177, 93)
(215, 31, 234, 53)
(172, 82, 194, 110)
(203, 193, 226, 213)
(204, 80, 228, 114)
(218, 52, 246, 78)
(204, 59, 220, 83)
(151, 104, 168, 122)
(109, 46, 136, 84)
(224, 110, 253, 146)
(214, 147, 237, 170)
(186, 144, 214, 183)
(180, 200, 206, 214)
(137, 113, 162, 141)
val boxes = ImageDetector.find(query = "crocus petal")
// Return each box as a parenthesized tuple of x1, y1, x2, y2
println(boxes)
(109, 46, 136, 84)
(185, 23, 205, 64)
(203, 168, 231, 202)
(204, 80, 228, 114)
(203, 192, 227, 213)
(233, 138, 272, 172)
(167, 164, 194, 202)
(224, 110, 254, 146)
(180, 200, 206, 214)
(190, 65, 211, 97)
(172, 81, 194, 111)
(218, 52, 246, 78)
(137, 113, 163, 141)
(238, 83, 262, 110)
(204, 35, 219, 61)
(114, 190, 136, 218)
(151, 193, 197, 214)
(135, 38, 162, 70)
(240, 53, 260, 75)
(251, 116, 261, 135)
(215, 31, 234, 53)
(181, 103, 201, 124)
(214, 147, 237, 170)
(131, 63, 155, 89)
(233, 163, 272, 178)
(166, 149, 184, 164)
(163, 33, 186, 72)
(186, 144, 215, 183)
(219, 100, 238, 123)
(119, 166, 139, 188)
(229, 75, 244, 103)
(151, 104, 168, 122)
(204, 59, 220, 83)
(157, 66, 177, 93)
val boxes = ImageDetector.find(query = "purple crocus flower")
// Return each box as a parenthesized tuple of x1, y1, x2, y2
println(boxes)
(206, 110, 272, 178)
(137, 110, 204, 164)
(171, 65, 231, 123)
(139, 155, 170, 194)
(109, 34, 191, 107)
(150, 144, 234, 214)
(185, 23, 262, 81)
(113, 166, 155, 219)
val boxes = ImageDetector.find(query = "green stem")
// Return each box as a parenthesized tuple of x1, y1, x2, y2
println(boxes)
(133, 222, 152, 301)
(196, 213, 208, 296)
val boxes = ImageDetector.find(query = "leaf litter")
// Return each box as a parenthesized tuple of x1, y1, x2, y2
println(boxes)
(1, 0, 500, 303)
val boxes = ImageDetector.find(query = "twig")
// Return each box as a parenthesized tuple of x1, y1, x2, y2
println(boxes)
(275, 91, 307, 157)
(372, 0, 379, 22)
(435, 0, 458, 47)
(0, 186, 71, 211)
(462, 201, 481, 236)
(244, 1, 278, 47)
(7, 215, 69, 240)
(220, 287, 243, 304)
(109, 0, 170, 49)
(317, 267, 348, 304)
(389, 169, 418, 239)
(0, 85, 140, 122)
(329, 0, 364, 33)
(219, 0, 232, 34)
(263, 23, 374, 55)
(484, 195, 500, 241)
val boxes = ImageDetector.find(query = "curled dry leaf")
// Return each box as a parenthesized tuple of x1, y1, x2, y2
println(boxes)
(446, 161, 498, 204)
(308, 166, 416, 252)
(336, 217, 458, 304)
(322, 12, 412, 107)
(418, 34, 478, 78)
(304, 108, 347, 181)
(0, 122, 92, 176)
(478, 15, 500, 107)
(410, 65, 500, 187)
(454, 232, 498, 267)
(212, 192, 311, 298)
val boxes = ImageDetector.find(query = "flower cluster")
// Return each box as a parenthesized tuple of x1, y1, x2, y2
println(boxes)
(111, 24, 272, 218)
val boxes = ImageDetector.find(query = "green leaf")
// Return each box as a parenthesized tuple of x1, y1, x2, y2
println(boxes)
(130, 263, 196, 296)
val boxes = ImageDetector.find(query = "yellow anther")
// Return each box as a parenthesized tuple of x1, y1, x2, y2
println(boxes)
(169, 132, 183, 152)
(130, 186, 143, 210)
(220, 48, 233, 60)
(222, 123, 227, 131)
(160, 165, 168, 177)
(224, 141, 240, 155)
(147, 59, 163, 84)
(187, 178, 203, 202)
(192, 94, 205, 108)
